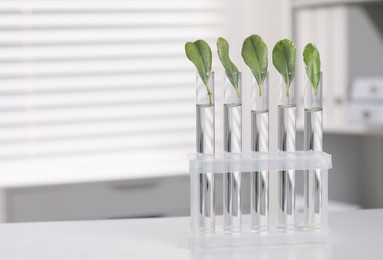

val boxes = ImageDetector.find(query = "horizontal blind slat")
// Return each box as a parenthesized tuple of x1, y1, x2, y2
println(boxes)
(0, 1, 220, 11)
(0, 43, 186, 60)
(0, 102, 194, 125)
(0, 13, 218, 27)
(0, 28, 216, 44)
(0, 132, 194, 158)
(0, 87, 194, 108)
(0, 57, 191, 75)
(0, 72, 194, 91)
(0, 117, 195, 142)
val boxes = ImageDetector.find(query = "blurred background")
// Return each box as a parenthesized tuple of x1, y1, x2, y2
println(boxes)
(0, 0, 382, 222)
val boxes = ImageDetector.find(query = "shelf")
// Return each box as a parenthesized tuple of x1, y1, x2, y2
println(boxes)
(292, 0, 383, 9)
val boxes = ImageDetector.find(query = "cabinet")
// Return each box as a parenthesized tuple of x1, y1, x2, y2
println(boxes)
(0, 177, 190, 222)
(292, 0, 383, 209)
(0, 175, 256, 223)
(293, 0, 383, 134)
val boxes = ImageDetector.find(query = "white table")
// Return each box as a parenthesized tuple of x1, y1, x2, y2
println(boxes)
(0, 209, 382, 260)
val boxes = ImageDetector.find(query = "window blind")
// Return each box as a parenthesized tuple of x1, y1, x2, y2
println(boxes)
(0, 0, 222, 184)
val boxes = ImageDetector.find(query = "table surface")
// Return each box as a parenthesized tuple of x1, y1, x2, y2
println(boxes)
(0, 209, 382, 260)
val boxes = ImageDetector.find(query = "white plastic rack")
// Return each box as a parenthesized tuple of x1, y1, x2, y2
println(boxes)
(188, 151, 332, 249)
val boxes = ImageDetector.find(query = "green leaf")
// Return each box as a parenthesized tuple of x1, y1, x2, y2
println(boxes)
(272, 39, 296, 96)
(185, 40, 213, 104)
(216, 37, 240, 98)
(303, 43, 321, 95)
(241, 34, 268, 96)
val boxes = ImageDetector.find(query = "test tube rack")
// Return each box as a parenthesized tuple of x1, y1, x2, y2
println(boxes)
(188, 151, 332, 249)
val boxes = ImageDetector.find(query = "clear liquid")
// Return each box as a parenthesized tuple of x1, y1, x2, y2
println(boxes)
(223, 103, 242, 233)
(277, 105, 296, 230)
(224, 103, 242, 153)
(250, 110, 269, 231)
(251, 110, 269, 152)
(304, 108, 323, 151)
(196, 104, 215, 234)
(196, 104, 215, 154)
(278, 105, 296, 152)
(304, 108, 323, 229)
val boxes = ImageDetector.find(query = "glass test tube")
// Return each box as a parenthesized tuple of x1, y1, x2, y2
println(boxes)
(304, 72, 323, 230)
(250, 73, 269, 232)
(196, 71, 215, 234)
(223, 72, 242, 233)
(277, 74, 296, 231)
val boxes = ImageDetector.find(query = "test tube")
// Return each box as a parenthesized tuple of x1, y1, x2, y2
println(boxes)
(277, 74, 296, 231)
(304, 72, 323, 230)
(250, 72, 269, 232)
(223, 72, 242, 233)
(196, 71, 215, 234)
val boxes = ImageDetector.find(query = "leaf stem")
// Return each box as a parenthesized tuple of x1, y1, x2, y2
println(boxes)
(258, 82, 263, 96)
(205, 84, 213, 106)
(286, 86, 290, 97)
(208, 92, 213, 105)
(234, 85, 240, 98)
